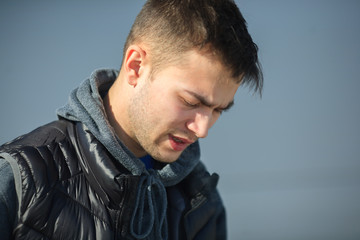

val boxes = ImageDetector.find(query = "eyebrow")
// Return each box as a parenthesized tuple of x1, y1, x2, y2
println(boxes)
(185, 90, 235, 111)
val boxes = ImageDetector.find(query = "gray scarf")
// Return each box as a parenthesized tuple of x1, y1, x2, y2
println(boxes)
(57, 69, 200, 239)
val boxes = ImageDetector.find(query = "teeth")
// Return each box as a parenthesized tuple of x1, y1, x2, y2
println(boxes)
(173, 137, 184, 143)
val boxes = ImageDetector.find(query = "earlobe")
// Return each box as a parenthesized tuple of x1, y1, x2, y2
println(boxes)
(124, 45, 147, 87)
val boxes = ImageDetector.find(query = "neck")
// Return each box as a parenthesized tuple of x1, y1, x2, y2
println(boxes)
(103, 81, 147, 158)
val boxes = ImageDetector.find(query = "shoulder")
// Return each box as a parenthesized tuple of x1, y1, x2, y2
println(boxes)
(0, 120, 74, 151)
(0, 119, 78, 176)
(0, 120, 85, 217)
(0, 119, 79, 175)
(0, 119, 81, 195)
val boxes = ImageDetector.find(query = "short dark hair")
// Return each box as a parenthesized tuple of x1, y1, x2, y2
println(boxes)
(124, 0, 263, 94)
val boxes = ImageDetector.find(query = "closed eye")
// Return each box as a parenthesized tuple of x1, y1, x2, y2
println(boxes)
(183, 90, 235, 112)
(183, 98, 199, 108)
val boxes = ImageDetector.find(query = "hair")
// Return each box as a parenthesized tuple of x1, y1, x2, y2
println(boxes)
(123, 0, 263, 95)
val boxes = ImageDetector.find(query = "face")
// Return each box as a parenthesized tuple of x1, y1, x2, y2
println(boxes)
(127, 50, 240, 163)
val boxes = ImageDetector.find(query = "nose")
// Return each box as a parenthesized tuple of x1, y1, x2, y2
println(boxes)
(186, 111, 213, 139)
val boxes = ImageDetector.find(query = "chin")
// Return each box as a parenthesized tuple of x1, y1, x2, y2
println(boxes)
(152, 150, 182, 163)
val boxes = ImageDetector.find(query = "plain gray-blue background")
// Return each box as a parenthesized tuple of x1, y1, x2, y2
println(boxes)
(1, 0, 359, 239)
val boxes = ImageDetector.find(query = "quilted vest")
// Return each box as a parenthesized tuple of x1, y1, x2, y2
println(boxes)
(2, 120, 143, 239)
(1, 120, 226, 239)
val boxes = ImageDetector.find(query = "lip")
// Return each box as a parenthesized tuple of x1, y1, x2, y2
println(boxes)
(168, 134, 193, 151)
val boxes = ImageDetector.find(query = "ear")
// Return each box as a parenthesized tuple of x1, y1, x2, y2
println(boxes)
(124, 45, 147, 87)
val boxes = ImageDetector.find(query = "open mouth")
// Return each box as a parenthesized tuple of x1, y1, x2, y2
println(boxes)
(169, 134, 192, 151)
(172, 136, 185, 143)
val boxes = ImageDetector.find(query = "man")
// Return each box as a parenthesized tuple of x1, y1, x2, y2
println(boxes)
(0, 0, 262, 239)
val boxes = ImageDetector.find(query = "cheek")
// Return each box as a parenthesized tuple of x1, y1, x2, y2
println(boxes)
(146, 94, 179, 126)
(162, 98, 191, 126)
(149, 86, 192, 126)
(166, 103, 187, 123)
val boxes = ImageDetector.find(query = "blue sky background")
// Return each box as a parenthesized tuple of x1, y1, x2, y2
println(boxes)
(1, 1, 360, 239)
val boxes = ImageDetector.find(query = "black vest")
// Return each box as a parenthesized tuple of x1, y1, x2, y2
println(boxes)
(1, 120, 226, 239)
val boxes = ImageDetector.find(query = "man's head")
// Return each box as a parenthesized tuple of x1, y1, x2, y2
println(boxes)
(105, 0, 263, 163)
(123, 0, 263, 91)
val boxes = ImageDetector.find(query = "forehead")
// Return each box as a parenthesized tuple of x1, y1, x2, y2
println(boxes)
(152, 49, 240, 106)
(174, 49, 235, 82)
